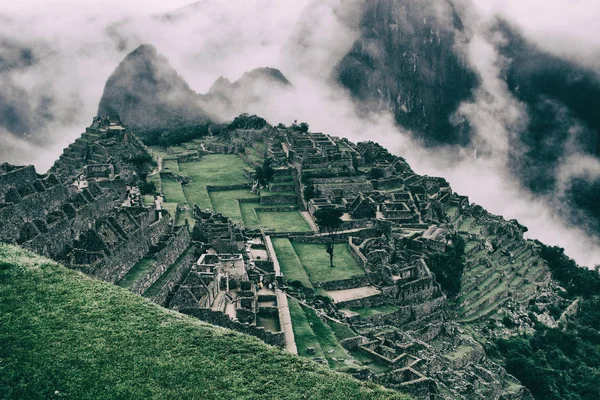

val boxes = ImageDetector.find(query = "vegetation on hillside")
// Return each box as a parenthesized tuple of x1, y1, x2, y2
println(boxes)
(427, 235, 465, 297)
(496, 298, 600, 400)
(493, 244, 600, 399)
(0, 244, 407, 400)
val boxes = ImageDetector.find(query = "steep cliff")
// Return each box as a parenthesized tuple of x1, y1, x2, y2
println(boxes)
(335, 0, 478, 146)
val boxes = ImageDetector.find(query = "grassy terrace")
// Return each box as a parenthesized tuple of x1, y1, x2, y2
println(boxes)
(160, 174, 187, 204)
(179, 154, 249, 211)
(209, 189, 259, 224)
(289, 297, 326, 359)
(117, 257, 157, 289)
(257, 210, 311, 232)
(0, 244, 409, 399)
(350, 304, 400, 318)
(292, 242, 365, 283)
(272, 238, 313, 289)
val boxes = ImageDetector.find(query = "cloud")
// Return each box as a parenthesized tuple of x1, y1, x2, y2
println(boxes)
(2, 0, 600, 267)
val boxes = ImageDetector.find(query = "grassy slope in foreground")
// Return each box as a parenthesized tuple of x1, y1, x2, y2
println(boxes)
(0, 244, 408, 400)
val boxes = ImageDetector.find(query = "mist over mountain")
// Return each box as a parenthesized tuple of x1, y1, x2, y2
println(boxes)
(98, 44, 293, 143)
(335, 0, 600, 241)
(2, 0, 600, 266)
(335, 0, 478, 146)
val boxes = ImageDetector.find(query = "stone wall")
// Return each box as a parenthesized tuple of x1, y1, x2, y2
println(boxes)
(130, 228, 192, 295)
(148, 247, 197, 307)
(88, 216, 171, 283)
(316, 275, 371, 291)
(260, 194, 297, 205)
(180, 307, 286, 348)
(206, 184, 249, 192)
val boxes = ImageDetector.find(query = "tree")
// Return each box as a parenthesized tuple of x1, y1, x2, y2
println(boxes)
(255, 158, 275, 186)
(228, 113, 267, 130)
(427, 234, 465, 297)
(314, 208, 343, 267)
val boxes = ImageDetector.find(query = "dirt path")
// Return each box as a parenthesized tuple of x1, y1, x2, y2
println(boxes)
(300, 211, 319, 232)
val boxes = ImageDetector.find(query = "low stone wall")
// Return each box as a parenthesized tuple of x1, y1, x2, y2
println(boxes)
(316, 275, 371, 291)
(348, 237, 368, 268)
(289, 235, 347, 245)
(206, 184, 249, 192)
(337, 293, 386, 309)
(131, 229, 191, 295)
(148, 247, 197, 307)
(373, 176, 403, 190)
(260, 194, 297, 205)
(340, 336, 366, 350)
(181, 307, 286, 348)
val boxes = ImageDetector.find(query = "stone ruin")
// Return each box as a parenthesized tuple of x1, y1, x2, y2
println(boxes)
(0, 117, 551, 399)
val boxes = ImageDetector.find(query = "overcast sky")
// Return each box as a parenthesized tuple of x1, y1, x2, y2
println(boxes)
(2, 0, 600, 266)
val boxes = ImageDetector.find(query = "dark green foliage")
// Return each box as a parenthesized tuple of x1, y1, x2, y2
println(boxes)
(496, 297, 600, 400)
(228, 113, 267, 130)
(427, 235, 465, 298)
(128, 153, 153, 165)
(369, 167, 385, 180)
(314, 209, 344, 268)
(139, 181, 156, 195)
(139, 120, 211, 146)
(291, 120, 309, 132)
(537, 243, 600, 297)
(255, 158, 275, 186)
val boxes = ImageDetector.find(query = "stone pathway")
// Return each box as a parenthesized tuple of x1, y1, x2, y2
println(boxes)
(276, 290, 297, 354)
(300, 211, 319, 232)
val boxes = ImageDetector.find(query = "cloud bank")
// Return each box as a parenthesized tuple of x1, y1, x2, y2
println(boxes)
(2, 0, 600, 266)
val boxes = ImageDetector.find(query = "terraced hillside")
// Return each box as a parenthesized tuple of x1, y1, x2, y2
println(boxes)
(0, 244, 408, 400)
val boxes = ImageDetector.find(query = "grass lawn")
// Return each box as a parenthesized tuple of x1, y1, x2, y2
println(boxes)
(162, 158, 180, 172)
(208, 190, 259, 224)
(326, 319, 357, 341)
(179, 155, 250, 211)
(0, 244, 408, 399)
(161, 202, 178, 220)
(288, 297, 325, 359)
(240, 201, 261, 227)
(349, 304, 400, 318)
(291, 242, 365, 283)
(160, 174, 187, 205)
(117, 257, 157, 289)
(271, 238, 313, 290)
(257, 211, 311, 232)
(302, 306, 351, 370)
(175, 209, 194, 228)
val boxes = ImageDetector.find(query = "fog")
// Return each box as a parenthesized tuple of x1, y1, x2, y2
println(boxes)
(1, 0, 600, 266)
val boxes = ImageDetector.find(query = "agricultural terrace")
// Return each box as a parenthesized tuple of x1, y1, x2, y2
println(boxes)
(272, 238, 365, 287)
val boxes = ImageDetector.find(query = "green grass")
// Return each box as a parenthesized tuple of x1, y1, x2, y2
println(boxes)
(288, 297, 325, 359)
(117, 257, 157, 289)
(179, 155, 250, 211)
(326, 319, 357, 341)
(271, 238, 313, 290)
(291, 242, 365, 283)
(175, 209, 194, 227)
(0, 244, 409, 399)
(209, 190, 259, 224)
(162, 158, 180, 172)
(349, 304, 400, 318)
(257, 211, 311, 232)
(160, 174, 187, 205)
(240, 201, 261, 227)
(348, 349, 390, 375)
(161, 202, 178, 220)
(302, 306, 351, 369)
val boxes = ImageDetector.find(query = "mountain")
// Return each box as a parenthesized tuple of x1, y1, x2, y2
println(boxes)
(335, 0, 600, 237)
(335, 0, 478, 146)
(97, 44, 212, 143)
(200, 66, 292, 121)
(97, 45, 292, 144)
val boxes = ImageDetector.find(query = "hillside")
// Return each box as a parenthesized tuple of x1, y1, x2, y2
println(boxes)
(0, 243, 407, 400)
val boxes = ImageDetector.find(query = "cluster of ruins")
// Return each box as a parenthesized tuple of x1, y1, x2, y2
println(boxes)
(0, 116, 553, 399)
